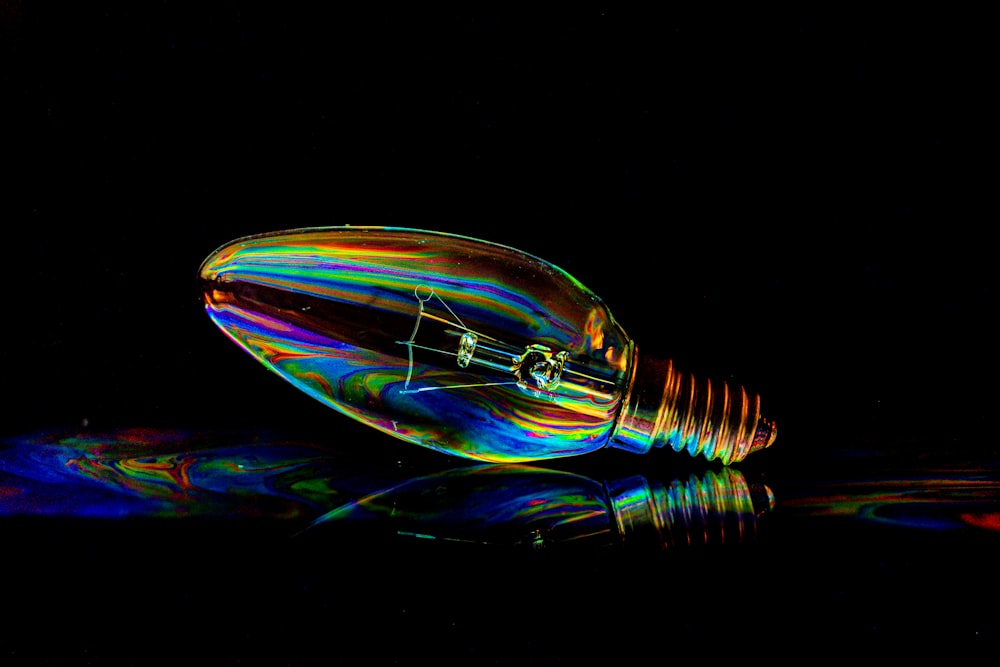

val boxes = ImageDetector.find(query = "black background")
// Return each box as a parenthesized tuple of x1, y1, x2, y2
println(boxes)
(3, 3, 999, 663)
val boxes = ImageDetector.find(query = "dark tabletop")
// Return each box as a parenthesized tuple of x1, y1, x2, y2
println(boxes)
(2, 4, 998, 663)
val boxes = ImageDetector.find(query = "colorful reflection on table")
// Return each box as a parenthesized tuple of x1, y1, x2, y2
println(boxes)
(777, 462, 1000, 532)
(4, 428, 999, 553)
(308, 462, 772, 550)
(1, 427, 772, 550)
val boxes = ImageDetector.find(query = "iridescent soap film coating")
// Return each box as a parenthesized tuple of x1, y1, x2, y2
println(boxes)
(0, 427, 368, 520)
(200, 227, 633, 462)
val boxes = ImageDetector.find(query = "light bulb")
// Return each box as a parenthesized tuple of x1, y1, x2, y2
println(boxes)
(199, 227, 776, 464)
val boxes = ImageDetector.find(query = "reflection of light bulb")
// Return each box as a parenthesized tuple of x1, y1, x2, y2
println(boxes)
(199, 227, 776, 464)
(310, 464, 774, 551)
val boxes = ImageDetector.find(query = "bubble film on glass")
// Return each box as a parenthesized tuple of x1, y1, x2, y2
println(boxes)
(200, 227, 633, 462)
(200, 226, 776, 464)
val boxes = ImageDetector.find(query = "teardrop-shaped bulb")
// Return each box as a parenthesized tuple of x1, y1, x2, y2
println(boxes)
(199, 227, 776, 464)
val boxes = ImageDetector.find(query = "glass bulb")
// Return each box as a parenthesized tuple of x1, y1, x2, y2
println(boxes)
(199, 227, 776, 464)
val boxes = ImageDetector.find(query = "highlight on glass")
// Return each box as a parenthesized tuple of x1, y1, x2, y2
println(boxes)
(199, 227, 776, 464)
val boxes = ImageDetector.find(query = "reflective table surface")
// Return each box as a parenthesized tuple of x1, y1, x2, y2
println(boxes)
(3, 4, 997, 663)
(3, 425, 999, 662)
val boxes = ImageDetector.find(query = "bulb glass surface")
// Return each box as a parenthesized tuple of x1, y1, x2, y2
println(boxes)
(200, 227, 776, 464)
(201, 227, 632, 462)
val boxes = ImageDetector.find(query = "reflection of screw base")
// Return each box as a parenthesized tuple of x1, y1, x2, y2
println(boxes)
(610, 351, 776, 465)
(606, 468, 774, 550)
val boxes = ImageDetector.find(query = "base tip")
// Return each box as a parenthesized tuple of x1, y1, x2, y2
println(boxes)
(749, 418, 777, 455)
